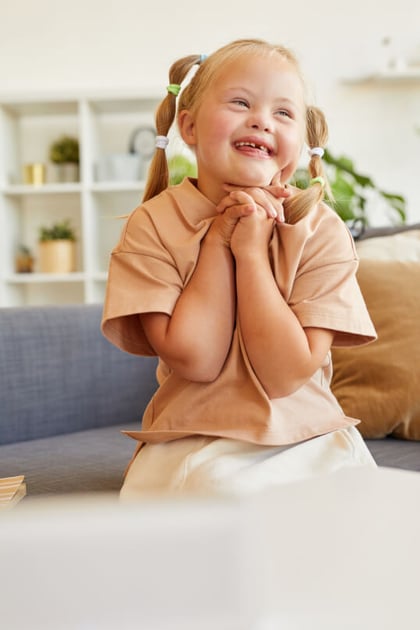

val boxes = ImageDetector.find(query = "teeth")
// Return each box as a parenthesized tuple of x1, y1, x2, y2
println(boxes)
(236, 141, 269, 153)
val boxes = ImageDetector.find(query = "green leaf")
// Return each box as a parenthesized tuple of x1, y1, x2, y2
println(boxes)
(293, 148, 406, 226)
(168, 154, 197, 185)
(38, 219, 76, 242)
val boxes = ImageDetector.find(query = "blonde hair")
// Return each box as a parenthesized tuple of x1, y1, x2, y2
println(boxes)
(143, 38, 330, 224)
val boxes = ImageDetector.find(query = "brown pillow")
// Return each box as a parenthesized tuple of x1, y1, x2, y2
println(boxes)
(331, 259, 420, 440)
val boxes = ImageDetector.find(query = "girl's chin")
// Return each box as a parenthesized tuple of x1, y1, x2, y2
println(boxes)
(230, 174, 274, 188)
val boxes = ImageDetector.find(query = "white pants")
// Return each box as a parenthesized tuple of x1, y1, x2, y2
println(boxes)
(120, 426, 376, 501)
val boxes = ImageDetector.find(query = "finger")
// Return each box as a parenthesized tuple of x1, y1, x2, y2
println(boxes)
(216, 192, 241, 214)
(254, 189, 285, 222)
(262, 178, 290, 198)
(217, 199, 256, 220)
(216, 197, 235, 214)
(222, 183, 242, 193)
(224, 202, 255, 219)
(244, 187, 278, 219)
(265, 185, 290, 199)
(216, 190, 256, 214)
(274, 206, 285, 223)
(270, 172, 282, 186)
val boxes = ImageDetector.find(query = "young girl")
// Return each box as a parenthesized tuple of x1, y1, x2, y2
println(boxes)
(102, 38, 377, 499)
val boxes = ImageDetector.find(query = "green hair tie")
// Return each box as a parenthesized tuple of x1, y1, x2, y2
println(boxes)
(167, 84, 181, 96)
(310, 176, 325, 189)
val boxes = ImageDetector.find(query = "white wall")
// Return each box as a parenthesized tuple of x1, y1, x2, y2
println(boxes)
(2, 0, 420, 223)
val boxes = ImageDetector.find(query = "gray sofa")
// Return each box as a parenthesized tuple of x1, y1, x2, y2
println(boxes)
(0, 304, 158, 495)
(0, 303, 419, 497)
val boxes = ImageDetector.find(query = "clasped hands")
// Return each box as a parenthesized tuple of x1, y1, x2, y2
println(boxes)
(212, 173, 290, 253)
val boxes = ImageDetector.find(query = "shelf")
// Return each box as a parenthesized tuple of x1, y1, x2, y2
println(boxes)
(3, 183, 82, 196)
(91, 272, 108, 282)
(2, 182, 145, 195)
(89, 95, 160, 114)
(1, 99, 79, 117)
(5, 272, 86, 284)
(0, 91, 159, 306)
(90, 181, 145, 193)
(342, 69, 420, 84)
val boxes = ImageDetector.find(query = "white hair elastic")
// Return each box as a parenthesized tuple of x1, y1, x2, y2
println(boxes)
(308, 147, 325, 158)
(155, 135, 169, 150)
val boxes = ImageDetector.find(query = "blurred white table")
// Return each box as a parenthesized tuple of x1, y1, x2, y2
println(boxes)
(1, 466, 419, 629)
(256, 466, 420, 629)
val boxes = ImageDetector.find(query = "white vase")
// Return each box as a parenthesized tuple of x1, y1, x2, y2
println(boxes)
(94, 153, 143, 182)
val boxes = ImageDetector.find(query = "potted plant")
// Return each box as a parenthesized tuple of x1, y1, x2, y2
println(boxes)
(292, 149, 406, 234)
(15, 245, 34, 273)
(49, 135, 80, 183)
(38, 219, 76, 273)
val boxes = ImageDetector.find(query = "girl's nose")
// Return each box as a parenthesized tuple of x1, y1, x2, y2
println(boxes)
(247, 111, 272, 133)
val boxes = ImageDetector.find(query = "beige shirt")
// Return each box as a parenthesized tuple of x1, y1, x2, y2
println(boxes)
(102, 178, 376, 446)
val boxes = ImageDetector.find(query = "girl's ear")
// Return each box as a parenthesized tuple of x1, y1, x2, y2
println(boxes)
(178, 110, 196, 147)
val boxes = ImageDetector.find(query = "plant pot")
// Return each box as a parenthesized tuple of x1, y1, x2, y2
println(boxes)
(38, 240, 76, 273)
(53, 163, 79, 183)
(15, 253, 34, 273)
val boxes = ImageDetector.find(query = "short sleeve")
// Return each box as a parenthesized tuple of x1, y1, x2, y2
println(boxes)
(101, 207, 183, 356)
(282, 206, 377, 347)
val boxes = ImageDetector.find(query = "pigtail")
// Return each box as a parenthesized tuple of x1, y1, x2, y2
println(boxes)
(142, 55, 203, 203)
(306, 105, 331, 198)
(284, 106, 330, 224)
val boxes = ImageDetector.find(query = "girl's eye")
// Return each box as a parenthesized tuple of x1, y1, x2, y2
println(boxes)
(232, 99, 249, 108)
(276, 109, 292, 118)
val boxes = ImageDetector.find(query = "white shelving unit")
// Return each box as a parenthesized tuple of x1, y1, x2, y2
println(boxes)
(0, 91, 160, 307)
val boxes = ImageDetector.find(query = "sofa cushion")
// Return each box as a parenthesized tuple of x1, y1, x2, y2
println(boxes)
(0, 304, 158, 445)
(1, 422, 419, 497)
(0, 422, 139, 495)
(331, 230, 420, 440)
(355, 229, 420, 260)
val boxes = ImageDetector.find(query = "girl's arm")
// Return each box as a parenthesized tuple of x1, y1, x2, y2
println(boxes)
(139, 205, 251, 382)
(231, 202, 334, 399)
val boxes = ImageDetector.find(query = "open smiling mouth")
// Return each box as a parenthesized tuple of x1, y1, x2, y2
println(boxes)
(234, 141, 273, 156)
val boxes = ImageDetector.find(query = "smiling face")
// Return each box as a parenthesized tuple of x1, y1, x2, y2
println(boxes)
(178, 51, 306, 204)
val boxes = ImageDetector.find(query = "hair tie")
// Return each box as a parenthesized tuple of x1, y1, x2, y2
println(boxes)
(308, 147, 324, 158)
(167, 84, 181, 96)
(199, 53, 207, 63)
(155, 135, 169, 150)
(310, 176, 325, 188)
